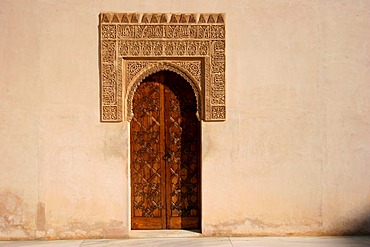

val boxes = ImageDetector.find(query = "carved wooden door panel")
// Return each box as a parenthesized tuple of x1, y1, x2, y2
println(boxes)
(131, 71, 201, 230)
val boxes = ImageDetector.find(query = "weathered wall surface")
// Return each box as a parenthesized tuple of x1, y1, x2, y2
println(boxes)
(0, 0, 369, 239)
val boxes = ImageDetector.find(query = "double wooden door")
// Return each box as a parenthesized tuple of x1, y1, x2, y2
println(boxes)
(130, 71, 201, 230)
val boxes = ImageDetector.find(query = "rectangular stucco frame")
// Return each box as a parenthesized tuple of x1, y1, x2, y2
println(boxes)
(99, 13, 226, 122)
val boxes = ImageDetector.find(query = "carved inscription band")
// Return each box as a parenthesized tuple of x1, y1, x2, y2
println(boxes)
(100, 13, 226, 121)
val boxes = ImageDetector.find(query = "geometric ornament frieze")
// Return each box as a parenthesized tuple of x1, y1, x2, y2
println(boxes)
(100, 13, 226, 121)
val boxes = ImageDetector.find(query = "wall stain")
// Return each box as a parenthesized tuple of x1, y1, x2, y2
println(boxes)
(204, 217, 327, 236)
(0, 191, 33, 240)
(42, 220, 127, 240)
(36, 202, 45, 231)
(103, 126, 127, 160)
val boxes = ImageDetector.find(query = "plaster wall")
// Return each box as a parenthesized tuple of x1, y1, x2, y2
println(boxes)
(0, 0, 369, 239)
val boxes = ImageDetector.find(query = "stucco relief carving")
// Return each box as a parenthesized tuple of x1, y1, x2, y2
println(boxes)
(125, 61, 202, 121)
(126, 60, 201, 87)
(100, 13, 226, 121)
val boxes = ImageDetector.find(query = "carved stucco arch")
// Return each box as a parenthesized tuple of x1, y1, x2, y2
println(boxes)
(100, 13, 226, 121)
(126, 62, 202, 121)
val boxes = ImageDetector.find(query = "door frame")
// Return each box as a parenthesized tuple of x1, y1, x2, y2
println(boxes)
(127, 70, 203, 232)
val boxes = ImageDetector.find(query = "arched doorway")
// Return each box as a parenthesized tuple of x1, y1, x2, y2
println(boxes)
(130, 71, 201, 230)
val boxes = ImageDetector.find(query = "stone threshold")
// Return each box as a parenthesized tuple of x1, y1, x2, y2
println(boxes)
(129, 229, 202, 238)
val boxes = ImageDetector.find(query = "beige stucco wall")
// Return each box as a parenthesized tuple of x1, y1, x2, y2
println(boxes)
(0, 0, 369, 240)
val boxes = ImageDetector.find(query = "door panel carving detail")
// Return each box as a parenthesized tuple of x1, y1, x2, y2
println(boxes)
(165, 74, 200, 222)
(131, 81, 163, 219)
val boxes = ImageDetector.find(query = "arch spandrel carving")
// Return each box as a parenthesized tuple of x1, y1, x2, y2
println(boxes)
(100, 13, 226, 121)
(125, 62, 202, 121)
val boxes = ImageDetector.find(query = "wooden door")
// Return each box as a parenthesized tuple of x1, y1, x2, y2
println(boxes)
(130, 71, 201, 230)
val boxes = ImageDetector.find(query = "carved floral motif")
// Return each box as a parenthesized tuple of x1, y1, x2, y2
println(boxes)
(101, 40, 115, 63)
(118, 40, 209, 57)
(211, 106, 226, 120)
(106, 24, 225, 40)
(125, 61, 201, 87)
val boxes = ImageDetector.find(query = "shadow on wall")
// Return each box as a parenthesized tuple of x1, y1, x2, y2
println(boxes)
(340, 212, 370, 236)
(338, 213, 370, 246)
